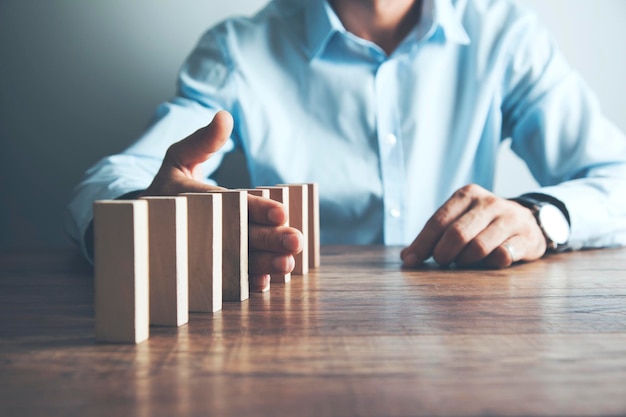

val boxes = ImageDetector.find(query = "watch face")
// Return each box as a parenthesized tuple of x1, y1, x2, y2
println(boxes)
(538, 204, 570, 245)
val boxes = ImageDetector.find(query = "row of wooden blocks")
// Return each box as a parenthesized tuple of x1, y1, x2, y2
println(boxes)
(93, 183, 320, 344)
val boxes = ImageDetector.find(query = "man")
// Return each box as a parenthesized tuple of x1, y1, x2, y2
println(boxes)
(67, 0, 626, 290)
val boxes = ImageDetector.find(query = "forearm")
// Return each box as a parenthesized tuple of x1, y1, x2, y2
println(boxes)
(533, 165, 626, 250)
(65, 98, 232, 260)
(501, 24, 626, 249)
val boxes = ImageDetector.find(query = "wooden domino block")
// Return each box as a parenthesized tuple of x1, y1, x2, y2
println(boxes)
(245, 189, 270, 198)
(141, 196, 188, 327)
(306, 183, 320, 268)
(278, 184, 308, 275)
(93, 200, 149, 344)
(245, 189, 276, 287)
(210, 190, 249, 302)
(183, 193, 222, 313)
(257, 186, 291, 283)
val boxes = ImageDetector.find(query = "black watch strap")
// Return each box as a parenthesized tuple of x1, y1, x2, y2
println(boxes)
(510, 192, 571, 226)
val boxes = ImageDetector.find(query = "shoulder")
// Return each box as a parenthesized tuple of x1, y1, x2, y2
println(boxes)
(458, 0, 554, 73)
(179, 0, 309, 95)
(196, 0, 308, 55)
(460, 0, 543, 45)
(461, 0, 537, 24)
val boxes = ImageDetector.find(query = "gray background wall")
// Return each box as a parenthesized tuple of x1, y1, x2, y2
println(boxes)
(0, 0, 624, 249)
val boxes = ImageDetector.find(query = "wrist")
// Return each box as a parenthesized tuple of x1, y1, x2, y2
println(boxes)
(510, 194, 571, 252)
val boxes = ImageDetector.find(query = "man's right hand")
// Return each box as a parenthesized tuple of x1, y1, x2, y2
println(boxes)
(142, 110, 303, 292)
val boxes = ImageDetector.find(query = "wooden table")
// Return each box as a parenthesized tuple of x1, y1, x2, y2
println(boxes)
(1, 246, 625, 416)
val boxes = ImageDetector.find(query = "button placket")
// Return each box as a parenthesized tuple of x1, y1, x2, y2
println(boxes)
(374, 59, 407, 245)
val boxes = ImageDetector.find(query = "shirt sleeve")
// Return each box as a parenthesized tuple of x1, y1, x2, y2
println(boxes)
(65, 27, 238, 260)
(500, 10, 626, 250)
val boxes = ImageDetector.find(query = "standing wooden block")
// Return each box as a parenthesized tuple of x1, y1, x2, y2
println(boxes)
(211, 190, 249, 302)
(245, 189, 270, 198)
(93, 200, 149, 344)
(278, 184, 308, 275)
(258, 186, 291, 283)
(142, 197, 188, 327)
(306, 183, 321, 268)
(183, 193, 222, 313)
(256, 186, 289, 212)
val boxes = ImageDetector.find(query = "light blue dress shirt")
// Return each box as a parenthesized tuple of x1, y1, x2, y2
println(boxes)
(67, 0, 626, 258)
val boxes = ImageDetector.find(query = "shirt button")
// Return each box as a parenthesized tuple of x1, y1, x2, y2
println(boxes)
(386, 133, 397, 146)
(389, 208, 401, 218)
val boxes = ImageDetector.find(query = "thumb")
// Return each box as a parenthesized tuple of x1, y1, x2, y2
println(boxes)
(166, 110, 234, 168)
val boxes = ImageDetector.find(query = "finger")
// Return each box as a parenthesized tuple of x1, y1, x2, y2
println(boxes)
(250, 274, 271, 293)
(249, 224, 303, 254)
(143, 170, 225, 197)
(401, 186, 478, 266)
(454, 217, 511, 266)
(482, 227, 547, 269)
(469, 201, 546, 268)
(247, 193, 289, 226)
(165, 110, 234, 168)
(249, 252, 295, 275)
(483, 236, 524, 269)
(431, 204, 498, 266)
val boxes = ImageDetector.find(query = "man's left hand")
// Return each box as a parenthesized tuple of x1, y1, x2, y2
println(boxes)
(401, 184, 547, 268)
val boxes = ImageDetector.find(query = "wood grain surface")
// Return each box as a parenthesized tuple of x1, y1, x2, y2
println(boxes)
(142, 196, 189, 327)
(279, 184, 308, 275)
(93, 200, 149, 344)
(211, 190, 249, 302)
(184, 193, 223, 313)
(1, 246, 625, 416)
(258, 186, 291, 283)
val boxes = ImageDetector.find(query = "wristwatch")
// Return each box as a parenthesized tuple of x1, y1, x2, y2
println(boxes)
(511, 194, 571, 251)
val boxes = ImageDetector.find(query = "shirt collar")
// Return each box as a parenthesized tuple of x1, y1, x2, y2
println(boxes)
(304, 0, 470, 61)
(304, 1, 341, 60)
(432, 0, 471, 45)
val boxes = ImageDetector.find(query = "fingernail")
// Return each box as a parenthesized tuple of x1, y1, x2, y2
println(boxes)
(268, 207, 284, 224)
(286, 255, 295, 272)
(403, 253, 419, 267)
(251, 275, 271, 293)
(251, 283, 270, 293)
(282, 233, 301, 252)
